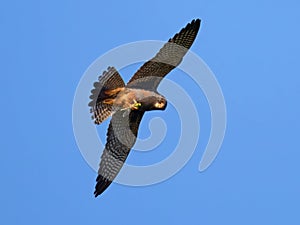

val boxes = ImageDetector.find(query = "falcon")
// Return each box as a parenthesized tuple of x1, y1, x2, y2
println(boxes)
(89, 19, 201, 197)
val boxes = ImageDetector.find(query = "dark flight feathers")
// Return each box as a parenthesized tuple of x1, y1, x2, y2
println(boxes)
(127, 19, 200, 90)
(94, 110, 144, 197)
(92, 19, 201, 197)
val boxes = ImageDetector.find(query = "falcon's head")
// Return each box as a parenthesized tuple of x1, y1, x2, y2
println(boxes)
(139, 95, 167, 111)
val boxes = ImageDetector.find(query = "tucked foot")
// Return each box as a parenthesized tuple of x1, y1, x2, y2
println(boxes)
(120, 100, 142, 117)
(121, 99, 141, 111)
(132, 101, 141, 110)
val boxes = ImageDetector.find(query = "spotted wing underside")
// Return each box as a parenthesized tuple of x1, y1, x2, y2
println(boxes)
(94, 110, 145, 197)
(93, 19, 201, 197)
(127, 19, 201, 91)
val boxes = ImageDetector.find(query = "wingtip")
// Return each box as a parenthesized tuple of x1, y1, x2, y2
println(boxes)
(94, 174, 112, 198)
(191, 18, 201, 29)
(180, 18, 201, 34)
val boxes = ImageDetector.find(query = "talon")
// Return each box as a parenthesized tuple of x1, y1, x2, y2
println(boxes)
(132, 100, 141, 110)
(133, 102, 141, 109)
(120, 100, 142, 111)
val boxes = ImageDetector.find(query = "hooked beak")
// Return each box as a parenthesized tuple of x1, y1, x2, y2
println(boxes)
(154, 99, 167, 110)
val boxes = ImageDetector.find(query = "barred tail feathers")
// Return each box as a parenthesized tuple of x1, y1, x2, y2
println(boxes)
(89, 67, 125, 124)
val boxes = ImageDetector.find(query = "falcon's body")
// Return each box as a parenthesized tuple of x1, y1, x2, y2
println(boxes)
(104, 88, 167, 112)
(89, 19, 201, 197)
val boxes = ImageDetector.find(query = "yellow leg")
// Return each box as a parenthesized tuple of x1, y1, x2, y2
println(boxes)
(121, 99, 141, 111)
(131, 99, 141, 110)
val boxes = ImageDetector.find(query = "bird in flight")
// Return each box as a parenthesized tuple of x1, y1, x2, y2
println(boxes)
(89, 19, 201, 197)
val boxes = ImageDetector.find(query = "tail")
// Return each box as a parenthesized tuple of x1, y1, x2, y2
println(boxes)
(89, 66, 125, 124)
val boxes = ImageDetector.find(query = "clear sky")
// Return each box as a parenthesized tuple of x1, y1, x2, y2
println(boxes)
(1, 0, 300, 224)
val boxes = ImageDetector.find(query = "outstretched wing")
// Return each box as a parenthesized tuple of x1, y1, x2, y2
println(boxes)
(127, 19, 201, 91)
(94, 110, 145, 197)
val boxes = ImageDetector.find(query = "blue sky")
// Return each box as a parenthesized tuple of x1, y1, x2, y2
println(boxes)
(1, 0, 300, 224)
